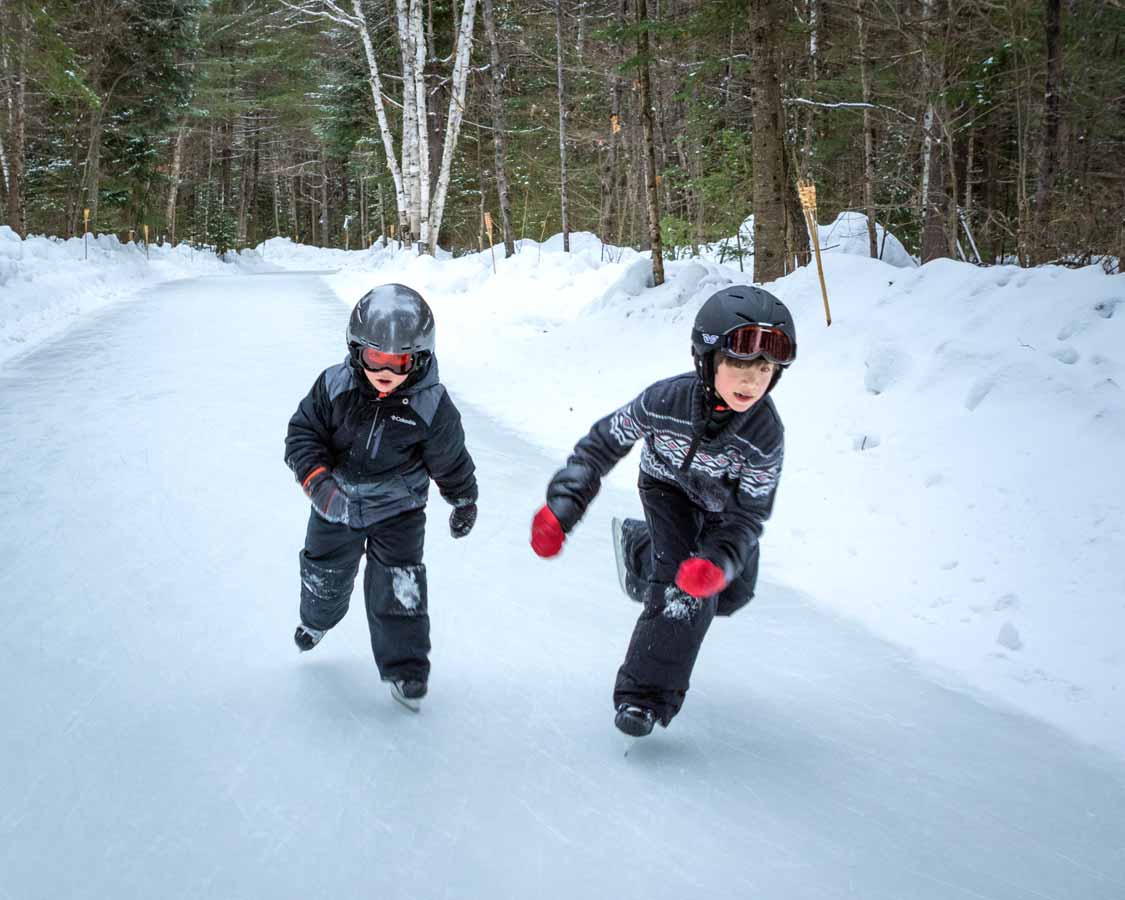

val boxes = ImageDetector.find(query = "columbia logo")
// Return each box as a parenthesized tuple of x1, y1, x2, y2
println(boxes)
(390, 415, 416, 426)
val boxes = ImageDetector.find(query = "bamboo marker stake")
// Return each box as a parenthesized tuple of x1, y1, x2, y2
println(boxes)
(83, 208, 90, 260)
(484, 211, 496, 274)
(389, 223, 396, 253)
(143, 224, 150, 259)
(537, 218, 548, 265)
(798, 180, 831, 326)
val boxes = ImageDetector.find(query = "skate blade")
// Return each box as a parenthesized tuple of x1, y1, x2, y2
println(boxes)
(610, 517, 630, 600)
(388, 686, 421, 713)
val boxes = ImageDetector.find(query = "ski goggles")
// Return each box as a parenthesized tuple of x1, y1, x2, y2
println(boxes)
(353, 345, 415, 375)
(721, 324, 796, 365)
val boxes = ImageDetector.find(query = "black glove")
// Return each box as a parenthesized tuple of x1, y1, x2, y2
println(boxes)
(303, 467, 351, 525)
(449, 502, 477, 539)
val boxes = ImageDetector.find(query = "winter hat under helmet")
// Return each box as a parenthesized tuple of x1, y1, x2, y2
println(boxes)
(691, 285, 797, 394)
(347, 283, 436, 376)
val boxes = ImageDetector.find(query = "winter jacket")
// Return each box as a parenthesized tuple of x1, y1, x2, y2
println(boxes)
(546, 372, 783, 580)
(285, 355, 477, 528)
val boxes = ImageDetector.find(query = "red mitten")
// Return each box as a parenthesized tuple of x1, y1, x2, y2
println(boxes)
(675, 557, 727, 598)
(531, 505, 566, 558)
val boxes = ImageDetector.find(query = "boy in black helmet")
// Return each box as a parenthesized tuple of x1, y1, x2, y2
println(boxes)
(530, 286, 796, 736)
(285, 283, 478, 710)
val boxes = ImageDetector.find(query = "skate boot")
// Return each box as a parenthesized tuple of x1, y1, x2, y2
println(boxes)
(388, 679, 427, 712)
(615, 703, 657, 737)
(293, 624, 325, 652)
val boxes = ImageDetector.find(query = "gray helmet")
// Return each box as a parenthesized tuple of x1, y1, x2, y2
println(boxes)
(346, 283, 435, 359)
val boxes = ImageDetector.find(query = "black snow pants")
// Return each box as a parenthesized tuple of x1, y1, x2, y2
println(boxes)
(614, 474, 759, 725)
(298, 507, 430, 683)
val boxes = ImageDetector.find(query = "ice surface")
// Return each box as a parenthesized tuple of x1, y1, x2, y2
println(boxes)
(2, 273, 1125, 898)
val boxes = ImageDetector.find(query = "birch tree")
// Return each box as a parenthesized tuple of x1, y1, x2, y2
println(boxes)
(281, 0, 477, 253)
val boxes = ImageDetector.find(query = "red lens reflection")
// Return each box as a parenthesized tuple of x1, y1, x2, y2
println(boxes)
(360, 347, 414, 374)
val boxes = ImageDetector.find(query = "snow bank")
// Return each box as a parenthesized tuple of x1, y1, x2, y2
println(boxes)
(695, 211, 917, 271)
(265, 231, 1124, 758)
(0, 227, 274, 366)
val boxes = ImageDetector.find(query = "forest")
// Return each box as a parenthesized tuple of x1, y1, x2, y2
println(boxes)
(1, 0, 1121, 281)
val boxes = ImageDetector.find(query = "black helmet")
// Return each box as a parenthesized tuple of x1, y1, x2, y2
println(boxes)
(691, 285, 797, 393)
(346, 283, 435, 370)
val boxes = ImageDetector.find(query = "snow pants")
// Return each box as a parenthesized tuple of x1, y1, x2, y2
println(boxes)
(298, 507, 430, 683)
(614, 475, 759, 725)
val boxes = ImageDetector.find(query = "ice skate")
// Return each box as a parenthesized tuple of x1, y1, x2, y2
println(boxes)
(293, 624, 325, 652)
(388, 679, 427, 712)
(614, 703, 657, 737)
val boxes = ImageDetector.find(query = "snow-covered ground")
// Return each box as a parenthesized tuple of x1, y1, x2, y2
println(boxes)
(255, 225, 1124, 761)
(3, 270, 1124, 899)
(0, 225, 273, 367)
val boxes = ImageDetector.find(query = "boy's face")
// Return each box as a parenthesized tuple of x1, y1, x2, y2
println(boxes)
(713, 355, 777, 412)
(363, 367, 410, 396)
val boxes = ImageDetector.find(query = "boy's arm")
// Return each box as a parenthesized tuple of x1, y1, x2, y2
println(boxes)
(699, 437, 784, 581)
(421, 391, 478, 505)
(284, 371, 335, 483)
(545, 390, 651, 531)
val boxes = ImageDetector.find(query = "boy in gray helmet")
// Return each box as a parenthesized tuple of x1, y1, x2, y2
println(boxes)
(285, 283, 478, 710)
(531, 285, 796, 736)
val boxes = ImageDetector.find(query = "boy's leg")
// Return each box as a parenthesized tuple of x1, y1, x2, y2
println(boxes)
(616, 517, 650, 602)
(613, 477, 717, 726)
(362, 508, 430, 684)
(299, 511, 366, 632)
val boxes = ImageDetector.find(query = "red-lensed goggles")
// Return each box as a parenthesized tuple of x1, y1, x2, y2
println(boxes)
(722, 324, 796, 365)
(355, 345, 415, 375)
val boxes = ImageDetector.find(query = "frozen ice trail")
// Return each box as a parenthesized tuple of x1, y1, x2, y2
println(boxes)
(1, 273, 1123, 900)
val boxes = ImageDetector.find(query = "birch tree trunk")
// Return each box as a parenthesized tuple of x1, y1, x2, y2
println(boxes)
(554, 0, 570, 252)
(395, 0, 421, 244)
(803, 0, 819, 168)
(749, 0, 788, 282)
(426, 0, 478, 254)
(918, 0, 950, 262)
(637, 0, 663, 285)
(166, 124, 189, 245)
(351, 0, 409, 239)
(481, 0, 515, 256)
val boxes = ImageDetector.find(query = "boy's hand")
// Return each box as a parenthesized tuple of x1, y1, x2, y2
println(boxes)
(675, 557, 727, 598)
(303, 467, 351, 525)
(531, 505, 565, 558)
(449, 502, 477, 539)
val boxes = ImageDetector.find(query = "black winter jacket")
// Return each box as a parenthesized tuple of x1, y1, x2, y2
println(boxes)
(546, 372, 784, 580)
(285, 355, 477, 528)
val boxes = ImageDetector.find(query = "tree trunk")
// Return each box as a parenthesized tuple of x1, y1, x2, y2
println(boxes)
(803, 0, 819, 170)
(856, 0, 878, 258)
(427, 0, 479, 253)
(481, 0, 515, 256)
(748, 0, 788, 282)
(166, 124, 189, 245)
(637, 0, 664, 285)
(352, 0, 409, 240)
(1033, 0, 1063, 261)
(554, 0, 571, 252)
(6, 6, 27, 236)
